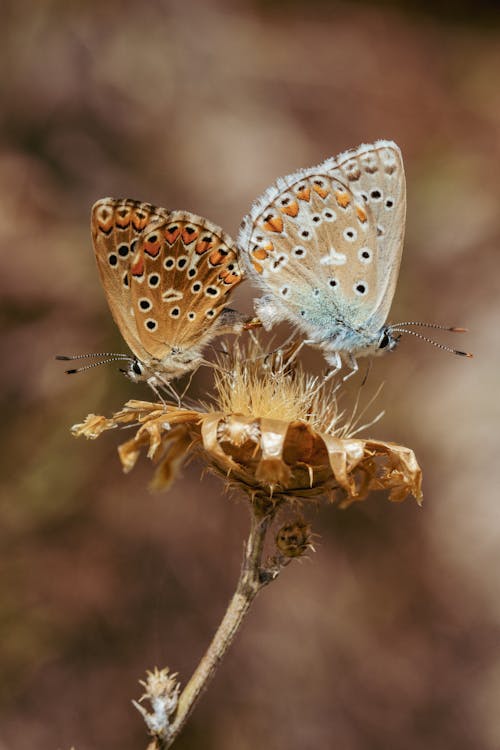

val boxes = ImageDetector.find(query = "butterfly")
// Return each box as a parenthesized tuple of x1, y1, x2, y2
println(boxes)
(238, 140, 470, 377)
(58, 198, 246, 398)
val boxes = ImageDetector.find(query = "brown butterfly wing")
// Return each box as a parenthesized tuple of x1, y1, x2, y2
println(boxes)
(129, 211, 242, 358)
(91, 198, 171, 359)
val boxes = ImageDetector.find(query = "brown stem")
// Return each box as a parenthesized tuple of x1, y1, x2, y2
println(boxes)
(148, 508, 278, 750)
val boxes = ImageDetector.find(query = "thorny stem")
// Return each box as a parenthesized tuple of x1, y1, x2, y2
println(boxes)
(147, 508, 279, 750)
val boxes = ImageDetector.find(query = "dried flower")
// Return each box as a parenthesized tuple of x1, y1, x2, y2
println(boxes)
(72, 339, 422, 507)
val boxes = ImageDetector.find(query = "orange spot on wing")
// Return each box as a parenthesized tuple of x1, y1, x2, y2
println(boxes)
(195, 239, 214, 255)
(335, 190, 351, 208)
(296, 187, 311, 202)
(220, 270, 241, 286)
(280, 200, 299, 217)
(97, 215, 113, 234)
(115, 207, 132, 228)
(252, 261, 263, 274)
(253, 248, 269, 261)
(356, 206, 367, 222)
(313, 185, 329, 199)
(132, 211, 149, 231)
(263, 216, 283, 233)
(181, 227, 200, 245)
(131, 256, 145, 277)
(164, 225, 181, 244)
(144, 240, 161, 258)
(209, 249, 227, 266)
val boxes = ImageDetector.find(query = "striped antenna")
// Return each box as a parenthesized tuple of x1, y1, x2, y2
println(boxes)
(56, 353, 133, 374)
(390, 328, 473, 357)
(390, 322, 468, 333)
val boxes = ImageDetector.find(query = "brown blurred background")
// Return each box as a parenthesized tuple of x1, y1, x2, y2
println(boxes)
(2, 0, 499, 748)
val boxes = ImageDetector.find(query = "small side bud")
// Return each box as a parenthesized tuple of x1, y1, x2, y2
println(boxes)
(132, 667, 180, 740)
(275, 519, 313, 559)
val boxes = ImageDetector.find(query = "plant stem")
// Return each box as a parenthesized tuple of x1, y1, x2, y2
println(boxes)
(148, 509, 277, 750)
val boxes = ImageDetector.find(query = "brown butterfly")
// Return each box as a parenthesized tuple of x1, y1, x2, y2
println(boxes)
(58, 198, 247, 399)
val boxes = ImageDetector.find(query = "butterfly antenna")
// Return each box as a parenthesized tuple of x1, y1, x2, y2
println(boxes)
(60, 356, 133, 374)
(56, 352, 132, 361)
(390, 329, 473, 357)
(391, 322, 468, 333)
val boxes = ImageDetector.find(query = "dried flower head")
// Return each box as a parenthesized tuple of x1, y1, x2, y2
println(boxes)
(72, 338, 422, 508)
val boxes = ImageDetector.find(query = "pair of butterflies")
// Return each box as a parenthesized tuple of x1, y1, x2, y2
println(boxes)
(60, 140, 470, 393)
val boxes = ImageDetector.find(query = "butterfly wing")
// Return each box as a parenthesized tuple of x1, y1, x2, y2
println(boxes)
(238, 140, 405, 339)
(238, 164, 381, 337)
(325, 140, 406, 329)
(91, 198, 171, 359)
(129, 211, 242, 358)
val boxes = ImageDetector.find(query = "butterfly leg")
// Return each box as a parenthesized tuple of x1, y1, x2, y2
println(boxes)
(342, 354, 359, 381)
(146, 376, 168, 406)
(180, 365, 200, 401)
(323, 351, 342, 383)
(152, 374, 181, 407)
(216, 307, 259, 335)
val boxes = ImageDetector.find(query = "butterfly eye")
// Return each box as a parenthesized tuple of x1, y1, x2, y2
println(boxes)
(379, 332, 391, 349)
(132, 361, 143, 375)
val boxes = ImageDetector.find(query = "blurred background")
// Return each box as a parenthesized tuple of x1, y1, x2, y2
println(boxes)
(1, 0, 499, 748)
